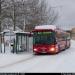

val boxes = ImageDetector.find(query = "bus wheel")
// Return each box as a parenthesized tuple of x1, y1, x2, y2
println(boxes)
(55, 45, 60, 54)
(58, 45, 61, 52)
(66, 43, 70, 49)
(67, 42, 71, 48)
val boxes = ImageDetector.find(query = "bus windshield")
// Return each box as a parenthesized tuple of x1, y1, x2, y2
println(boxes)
(33, 31, 56, 45)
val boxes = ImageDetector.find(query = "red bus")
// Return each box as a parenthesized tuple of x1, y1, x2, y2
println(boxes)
(32, 25, 71, 54)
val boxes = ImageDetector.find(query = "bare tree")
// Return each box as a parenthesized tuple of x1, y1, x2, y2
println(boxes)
(23, 0, 58, 31)
(0, 0, 6, 32)
(4, 0, 20, 31)
(7, 0, 17, 31)
(0, 0, 12, 31)
(1, 0, 58, 32)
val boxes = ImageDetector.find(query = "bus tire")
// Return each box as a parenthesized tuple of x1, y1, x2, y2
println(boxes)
(66, 41, 70, 49)
(67, 42, 71, 48)
(58, 44, 61, 52)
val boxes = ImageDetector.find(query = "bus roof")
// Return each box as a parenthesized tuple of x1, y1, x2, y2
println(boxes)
(35, 25, 57, 30)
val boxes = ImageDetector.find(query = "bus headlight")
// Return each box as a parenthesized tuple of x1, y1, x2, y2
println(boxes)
(50, 47, 56, 52)
(34, 48, 37, 51)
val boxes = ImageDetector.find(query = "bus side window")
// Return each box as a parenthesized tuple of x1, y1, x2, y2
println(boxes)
(66, 33, 71, 40)
(56, 32, 63, 41)
(61, 33, 66, 40)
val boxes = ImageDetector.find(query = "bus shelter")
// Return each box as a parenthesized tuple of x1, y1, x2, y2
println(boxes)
(0, 31, 16, 53)
(0, 31, 33, 54)
(12, 32, 33, 53)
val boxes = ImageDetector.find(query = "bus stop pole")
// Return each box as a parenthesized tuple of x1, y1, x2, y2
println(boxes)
(0, 33, 2, 53)
(0, 34, 2, 53)
(9, 30, 11, 53)
(4, 33, 5, 53)
(16, 35, 17, 54)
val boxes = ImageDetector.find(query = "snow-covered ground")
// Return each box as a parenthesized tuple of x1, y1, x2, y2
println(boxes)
(0, 40, 75, 73)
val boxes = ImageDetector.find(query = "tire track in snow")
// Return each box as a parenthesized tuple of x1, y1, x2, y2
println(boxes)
(0, 55, 37, 68)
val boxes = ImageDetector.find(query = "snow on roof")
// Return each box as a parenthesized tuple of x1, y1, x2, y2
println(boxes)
(1, 30, 31, 35)
(13, 31, 30, 34)
(35, 25, 57, 30)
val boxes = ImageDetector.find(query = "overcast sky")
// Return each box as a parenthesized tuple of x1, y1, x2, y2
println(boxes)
(47, 0, 75, 30)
